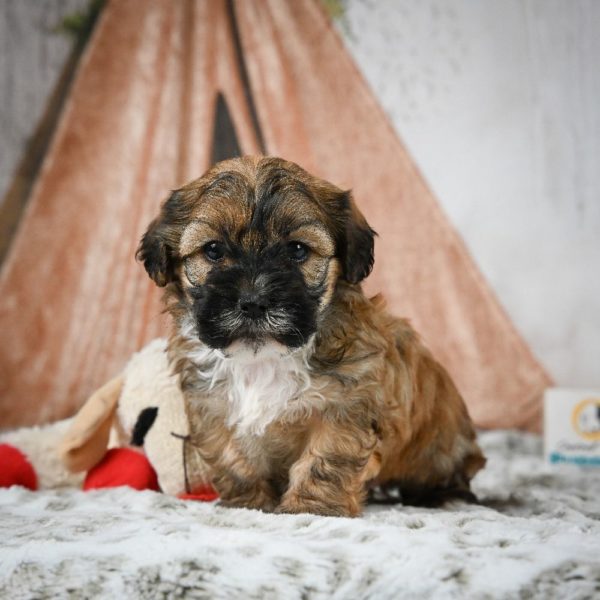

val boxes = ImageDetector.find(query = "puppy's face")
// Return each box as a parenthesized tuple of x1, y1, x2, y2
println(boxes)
(137, 157, 375, 353)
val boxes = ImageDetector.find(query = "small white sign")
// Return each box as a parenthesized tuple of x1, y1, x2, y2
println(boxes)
(544, 388, 600, 467)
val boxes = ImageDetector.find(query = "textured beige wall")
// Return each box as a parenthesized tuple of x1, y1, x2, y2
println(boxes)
(339, 0, 600, 388)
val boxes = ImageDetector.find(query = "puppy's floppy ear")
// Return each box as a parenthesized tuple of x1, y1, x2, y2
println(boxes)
(136, 191, 186, 287)
(340, 192, 376, 284)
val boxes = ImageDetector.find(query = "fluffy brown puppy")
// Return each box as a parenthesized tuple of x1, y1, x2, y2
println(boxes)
(137, 156, 485, 517)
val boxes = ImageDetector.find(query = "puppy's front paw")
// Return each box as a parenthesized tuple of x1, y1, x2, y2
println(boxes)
(276, 495, 359, 518)
(218, 485, 278, 513)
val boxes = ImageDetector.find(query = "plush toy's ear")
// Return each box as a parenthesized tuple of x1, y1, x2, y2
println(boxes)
(341, 192, 376, 285)
(59, 375, 123, 473)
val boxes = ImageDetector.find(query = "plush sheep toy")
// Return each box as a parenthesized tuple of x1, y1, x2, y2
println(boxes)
(0, 339, 216, 501)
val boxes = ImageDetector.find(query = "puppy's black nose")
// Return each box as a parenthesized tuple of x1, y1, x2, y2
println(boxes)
(239, 293, 267, 320)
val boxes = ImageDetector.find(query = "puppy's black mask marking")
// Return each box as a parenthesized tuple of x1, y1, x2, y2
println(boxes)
(192, 243, 321, 350)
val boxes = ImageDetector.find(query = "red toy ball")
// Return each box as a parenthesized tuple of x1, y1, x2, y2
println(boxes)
(0, 443, 38, 490)
(83, 448, 160, 492)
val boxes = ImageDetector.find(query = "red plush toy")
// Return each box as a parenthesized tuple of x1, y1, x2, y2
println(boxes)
(83, 448, 160, 492)
(0, 441, 218, 501)
(0, 443, 158, 492)
(0, 340, 217, 502)
(0, 444, 38, 491)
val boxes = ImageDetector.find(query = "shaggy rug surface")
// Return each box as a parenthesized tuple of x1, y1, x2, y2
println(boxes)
(1, 430, 599, 599)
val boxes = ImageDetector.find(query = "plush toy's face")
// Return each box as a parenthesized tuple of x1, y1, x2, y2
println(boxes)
(137, 157, 375, 354)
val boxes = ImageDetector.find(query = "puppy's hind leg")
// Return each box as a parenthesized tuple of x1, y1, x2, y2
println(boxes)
(370, 446, 486, 507)
(400, 482, 480, 508)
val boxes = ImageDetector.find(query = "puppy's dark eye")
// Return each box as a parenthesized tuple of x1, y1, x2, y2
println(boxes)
(288, 241, 309, 263)
(203, 241, 226, 262)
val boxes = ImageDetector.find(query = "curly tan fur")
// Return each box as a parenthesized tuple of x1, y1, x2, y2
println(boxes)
(138, 156, 485, 517)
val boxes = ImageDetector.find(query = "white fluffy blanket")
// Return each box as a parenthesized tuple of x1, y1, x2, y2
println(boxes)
(1, 430, 599, 599)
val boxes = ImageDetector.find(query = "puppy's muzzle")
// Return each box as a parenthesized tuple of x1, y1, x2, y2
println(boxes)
(239, 292, 268, 321)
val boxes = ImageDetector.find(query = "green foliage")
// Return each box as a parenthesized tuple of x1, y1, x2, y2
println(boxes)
(320, 0, 353, 38)
(321, 0, 347, 22)
(55, 0, 105, 44)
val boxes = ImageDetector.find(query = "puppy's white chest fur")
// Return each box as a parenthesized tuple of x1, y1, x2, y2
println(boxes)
(187, 337, 317, 436)
(222, 346, 313, 435)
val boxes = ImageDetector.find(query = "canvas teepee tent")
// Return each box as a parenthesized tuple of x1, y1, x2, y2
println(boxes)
(0, 0, 551, 431)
